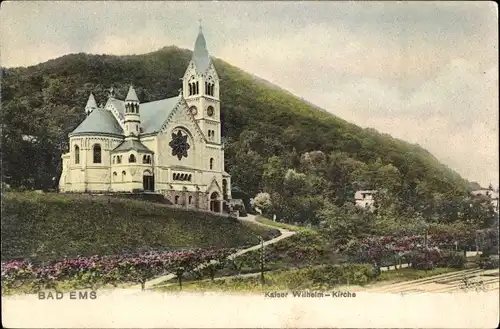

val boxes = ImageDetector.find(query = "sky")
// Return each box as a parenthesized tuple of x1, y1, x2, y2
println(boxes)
(1, 1, 498, 187)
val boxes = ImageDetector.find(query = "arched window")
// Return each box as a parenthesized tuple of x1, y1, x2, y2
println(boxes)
(93, 144, 101, 163)
(112, 156, 115, 164)
(121, 171, 126, 182)
(117, 156, 122, 164)
(113, 172, 117, 181)
(188, 174, 192, 181)
(143, 155, 148, 164)
(196, 81, 199, 94)
(188, 196, 192, 204)
(189, 84, 192, 96)
(129, 154, 136, 163)
(74, 145, 80, 164)
(175, 195, 180, 204)
(210, 158, 214, 170)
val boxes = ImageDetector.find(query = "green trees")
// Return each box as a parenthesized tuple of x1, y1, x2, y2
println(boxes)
(1, 47, 478, 231)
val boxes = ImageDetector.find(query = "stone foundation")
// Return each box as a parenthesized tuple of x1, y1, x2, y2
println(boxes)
(162, 189, 209, 210)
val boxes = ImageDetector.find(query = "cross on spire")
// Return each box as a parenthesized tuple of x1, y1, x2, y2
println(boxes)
(198, 18, 202, 31)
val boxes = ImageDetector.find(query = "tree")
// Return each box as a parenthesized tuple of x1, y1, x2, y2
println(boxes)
(252, 192, 272, 216)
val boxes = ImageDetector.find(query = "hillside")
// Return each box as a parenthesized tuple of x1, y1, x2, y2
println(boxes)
(1, 192, 279, 263)
(1, 46, 475, 225)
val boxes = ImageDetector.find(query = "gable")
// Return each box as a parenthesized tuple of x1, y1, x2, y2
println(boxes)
(207, 176, 222, 193)
(158, 98, 207, 144)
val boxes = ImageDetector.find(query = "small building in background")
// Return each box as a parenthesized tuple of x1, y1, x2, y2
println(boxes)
(471, 188, 499, 212)
(354, 190, 378, 211)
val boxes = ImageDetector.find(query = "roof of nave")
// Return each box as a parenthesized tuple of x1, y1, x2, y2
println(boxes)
(111, 139, 153, 154)
(107, 95, 182, 134)
(70, 108, 124, 136)
(71, 95, 182, 137)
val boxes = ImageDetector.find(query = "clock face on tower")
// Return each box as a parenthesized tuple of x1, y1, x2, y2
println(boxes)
(207, 106, 214, 117)
(189, 106, 198, 116)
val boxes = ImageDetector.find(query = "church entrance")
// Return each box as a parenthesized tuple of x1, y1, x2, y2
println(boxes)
(143, 170, 154, 191)
(209, 191, 222, 213)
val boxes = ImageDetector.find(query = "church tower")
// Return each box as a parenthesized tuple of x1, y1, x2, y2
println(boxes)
(182, 24, 221, 144)
(124, 85, 141, 138)
(85, 93, 97, 116)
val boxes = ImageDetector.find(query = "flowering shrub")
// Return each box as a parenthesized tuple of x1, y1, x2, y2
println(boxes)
(1, 248, 236, 292)
(347, 230, 480, 269)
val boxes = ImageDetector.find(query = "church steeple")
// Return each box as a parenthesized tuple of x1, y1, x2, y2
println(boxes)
(192, 21, 210, 74)
(85, 93, 97, 116)
(182, 24, 221, 145)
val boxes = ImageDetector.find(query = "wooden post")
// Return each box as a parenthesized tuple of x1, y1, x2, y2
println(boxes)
(260, 236, 265, 287)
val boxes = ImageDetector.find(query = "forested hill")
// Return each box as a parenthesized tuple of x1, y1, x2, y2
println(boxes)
(1, 46, 475, 223)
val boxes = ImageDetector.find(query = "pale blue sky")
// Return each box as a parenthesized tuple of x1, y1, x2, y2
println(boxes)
(1, 1, 498, 187)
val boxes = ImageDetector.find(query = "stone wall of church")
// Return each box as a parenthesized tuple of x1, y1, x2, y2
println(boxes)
(162, 189, 209, 210)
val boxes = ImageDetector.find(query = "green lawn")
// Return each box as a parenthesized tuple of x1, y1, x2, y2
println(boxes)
(154, 264, 376, 293)
(153, 266, 466, 293)
(1, 192, 278, 263)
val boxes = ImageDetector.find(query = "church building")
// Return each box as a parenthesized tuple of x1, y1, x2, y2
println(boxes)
(58, 26, 231, 213)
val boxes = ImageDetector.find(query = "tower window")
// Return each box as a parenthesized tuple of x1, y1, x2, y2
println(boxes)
(121, 171, 126, 182)
(210, 158, 214, 170)
(113, 172, 117, 181)
(129, 154, 136, 163)
(117, 156, 122, 164)
(175, 195, 180, 204)
(188, 196, 193, 204)
(74, 145, 80, 164)
(93, 144, 101, 163)
(189, 84, 192, 96)
(196, 81, 199, 95)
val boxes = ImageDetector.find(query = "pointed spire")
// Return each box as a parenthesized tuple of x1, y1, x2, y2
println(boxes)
(125, 85, 139, 102)
(85, 93, 97, 115)
(192, 23, 210, 73)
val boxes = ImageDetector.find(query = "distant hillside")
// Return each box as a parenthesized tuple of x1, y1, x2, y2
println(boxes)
(1, 45, 473, 224)
(1, 192, 278, 262)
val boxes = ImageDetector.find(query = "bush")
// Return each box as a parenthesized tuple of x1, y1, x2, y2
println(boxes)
(479, 255, 500, 269)
(409, 249, 442, 270)
(440, 252, 466, 269)
(232, 203, 247, 217)
(309, 264, 377, 288)
(261, 229, 281, 241)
